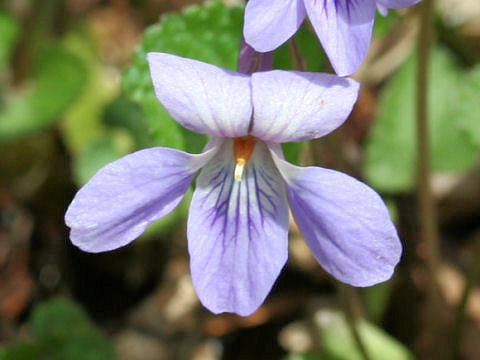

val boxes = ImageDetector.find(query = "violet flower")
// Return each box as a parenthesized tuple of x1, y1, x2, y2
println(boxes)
(65, 53, 401, 316)
(244, 0, 421, 76)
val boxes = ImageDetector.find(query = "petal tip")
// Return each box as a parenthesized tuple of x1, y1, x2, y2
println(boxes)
(332, 60, 362, 77)
(243, 34, 276, 53)
(342, 235, 402, 287)
(200, 298, 260, 317)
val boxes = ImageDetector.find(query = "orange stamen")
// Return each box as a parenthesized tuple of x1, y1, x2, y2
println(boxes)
(234, 136, 256, 165)
(233, 136, 256, 181)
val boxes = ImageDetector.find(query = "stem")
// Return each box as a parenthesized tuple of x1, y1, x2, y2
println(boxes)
(417, 0, 439, 273)
(287, 38, 306, 71)
(237, 38, 273, 74)
(337, 284, 372, 360)
(450, 234, 480, 359)
(416, 0, 445, 356)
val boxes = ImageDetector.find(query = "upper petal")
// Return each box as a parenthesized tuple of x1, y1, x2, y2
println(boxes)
(244, 0, 306, 52)
(188, 140, 289, 316)
(147, 53, 252, 138)
(304, 0, 376, 76)
(65, 146, 217, 253)
(273, 153, 401, 286)
(250, 70, 360, 143)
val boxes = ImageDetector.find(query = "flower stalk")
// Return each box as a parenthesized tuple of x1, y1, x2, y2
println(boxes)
(416, 0, 445, 356)
(237, 38, 273, 74)
(337, 284, 372, 360)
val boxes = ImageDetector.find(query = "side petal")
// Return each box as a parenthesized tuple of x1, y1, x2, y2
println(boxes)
(273, 154, 401, 286)
(244, 0, 306, 52)
(251, 70, 359, 143)
(188, 140, 289, 316)
(304, 0, 376, 76)
(65, 146, 217, 253)
(377, 0, 421, 10)
(147, 53, 252, 138)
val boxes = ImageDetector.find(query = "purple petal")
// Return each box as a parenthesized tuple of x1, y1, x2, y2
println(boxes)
(304, 0, 376, 76)
(65, 146, 217, 253)
(250, 70, 359, 143)
(377, 0, 421, 10)
(147, 53, 251, 138)
(376, 3, 389, 15)
(244, 0, 306, 52)
(188, 140, 289, 316)
(273, 153, 401, 286)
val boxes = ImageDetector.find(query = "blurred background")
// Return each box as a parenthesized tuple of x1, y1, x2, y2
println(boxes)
(1, 0, 480, 359)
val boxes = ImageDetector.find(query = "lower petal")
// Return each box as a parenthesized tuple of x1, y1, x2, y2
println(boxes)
(273, 154, 401, 287)
(188, 140, 289, 316)
(65, 146, 217, 253)
(304, 0, 376, 76)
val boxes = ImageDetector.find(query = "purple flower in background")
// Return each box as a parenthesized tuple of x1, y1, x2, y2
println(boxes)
(65, 53, 401, 316)
(244, 0, 421, 76)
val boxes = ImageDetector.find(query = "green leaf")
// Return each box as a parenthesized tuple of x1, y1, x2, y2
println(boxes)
(58, 28, 136, 187)
(315, 309, 414, 360)
(457, 65, 480, 148)
(103, 95, 151, 148)
(61, 28, 118, 155)
(364, 47, 479, 192)
(0, 46, 86, 142)
(122, 0, 244, 153)
(30, 297, 115, 360)
(0, 343, 44, 360)
(282, 142, 307, 166)
(31, 297, 97, 342)
(0, 10, 20, 73)
(50, 332, 115, 360)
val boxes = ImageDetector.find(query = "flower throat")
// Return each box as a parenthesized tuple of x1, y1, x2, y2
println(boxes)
(233, 136, 256, 181)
